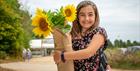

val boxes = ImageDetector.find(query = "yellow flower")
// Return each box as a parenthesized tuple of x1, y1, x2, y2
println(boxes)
(32, 8, 52, 37)
(63, 4, 76, 22)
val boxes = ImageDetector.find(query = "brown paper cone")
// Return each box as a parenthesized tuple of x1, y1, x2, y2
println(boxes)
(52, 28, 74, 71)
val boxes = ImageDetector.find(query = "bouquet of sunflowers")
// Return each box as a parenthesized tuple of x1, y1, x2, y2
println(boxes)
(32, 4, 76, 38)
(32, 4, 76, 71)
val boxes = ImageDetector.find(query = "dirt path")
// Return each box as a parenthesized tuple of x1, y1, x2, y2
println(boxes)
(0, 56, 57, 71)
(0, 56, 139, 71)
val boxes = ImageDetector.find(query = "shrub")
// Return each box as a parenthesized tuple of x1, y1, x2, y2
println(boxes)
(0, 51, 7, 59)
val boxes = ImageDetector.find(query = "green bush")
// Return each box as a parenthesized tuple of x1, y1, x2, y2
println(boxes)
(0, 0, 32, 59)
(0, 51, 7, 59)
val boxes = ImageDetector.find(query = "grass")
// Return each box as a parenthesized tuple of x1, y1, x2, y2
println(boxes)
(105, 48, 140, 70)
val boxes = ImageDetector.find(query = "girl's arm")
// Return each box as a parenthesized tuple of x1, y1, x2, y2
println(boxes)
(64, 32, 105, 60)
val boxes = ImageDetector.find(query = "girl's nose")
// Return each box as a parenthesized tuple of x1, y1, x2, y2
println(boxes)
(85, 16, 89, 21)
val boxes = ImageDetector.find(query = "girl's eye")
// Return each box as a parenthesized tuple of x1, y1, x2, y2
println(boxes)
(89, 14, 93, 16)
(79, 14, 85, 16)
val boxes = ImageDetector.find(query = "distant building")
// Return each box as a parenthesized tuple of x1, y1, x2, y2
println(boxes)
(119, 48, 127, 54)
(29, 37, 54, 56)
(119, 46, 140, 54)
(126, 46, 140, 53)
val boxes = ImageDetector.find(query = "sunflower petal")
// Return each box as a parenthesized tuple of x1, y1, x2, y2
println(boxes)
(32, 8, 52, 38)
(63, 4, 76, 22)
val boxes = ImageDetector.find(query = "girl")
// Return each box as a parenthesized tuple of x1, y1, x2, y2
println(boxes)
(54, 0, 111, 71)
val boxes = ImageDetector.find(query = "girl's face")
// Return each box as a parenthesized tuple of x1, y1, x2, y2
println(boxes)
(78, 5, 95, 31)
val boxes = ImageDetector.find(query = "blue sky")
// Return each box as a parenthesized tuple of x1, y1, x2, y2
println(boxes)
(19, 0, 140, 42)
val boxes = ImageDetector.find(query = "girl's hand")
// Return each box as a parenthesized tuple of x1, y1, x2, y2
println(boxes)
(106, 65, 111, 71)
(53, 50, 61, 64)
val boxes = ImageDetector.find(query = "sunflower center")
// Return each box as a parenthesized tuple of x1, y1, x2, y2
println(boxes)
(39, 18, 48, 31)
(65, 9, 72, 17)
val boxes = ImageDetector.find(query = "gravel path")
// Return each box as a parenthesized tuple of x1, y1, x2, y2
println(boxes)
(0, 56, 57, 71)
(0, 56, 139, 71)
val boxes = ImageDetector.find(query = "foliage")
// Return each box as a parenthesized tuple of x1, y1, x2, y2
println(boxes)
(0, 0, 22, 57)
(20, 9, 32, 49)
(46, 8, 72, 33)
(107, 39, 140, 48)
(0, 51, 7, 59)
(0, 0, 32, 58)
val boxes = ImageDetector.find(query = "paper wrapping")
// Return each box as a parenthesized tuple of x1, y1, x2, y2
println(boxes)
(52, 28, 74, 71)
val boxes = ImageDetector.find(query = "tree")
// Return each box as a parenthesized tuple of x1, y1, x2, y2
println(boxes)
(133, 41, 140, 46)
(20, 9, 32, 49)
(107, 39, 114, 48)
(114, 39, 120, 48)
(0, 0, 32, 58)
(126, 40, 133, 47)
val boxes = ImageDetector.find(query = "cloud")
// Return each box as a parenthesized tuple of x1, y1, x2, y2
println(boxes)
(100, 0, 140, 24)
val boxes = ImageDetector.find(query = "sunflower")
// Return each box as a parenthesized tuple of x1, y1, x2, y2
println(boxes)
(32, 8, 52, 37)
(63, 4, 76, 22)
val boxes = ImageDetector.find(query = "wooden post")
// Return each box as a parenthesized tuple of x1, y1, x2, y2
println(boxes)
(41, 39, 44, 56)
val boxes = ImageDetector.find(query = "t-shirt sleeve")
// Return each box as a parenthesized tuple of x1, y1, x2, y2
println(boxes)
(97, 27, 108, 41)
(97, 27, 108, 50)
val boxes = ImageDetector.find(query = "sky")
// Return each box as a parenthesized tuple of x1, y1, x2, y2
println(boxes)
(19, 0, 140, 42)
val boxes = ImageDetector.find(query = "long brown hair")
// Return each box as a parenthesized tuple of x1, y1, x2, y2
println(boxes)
(70, 0, 100, 39)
